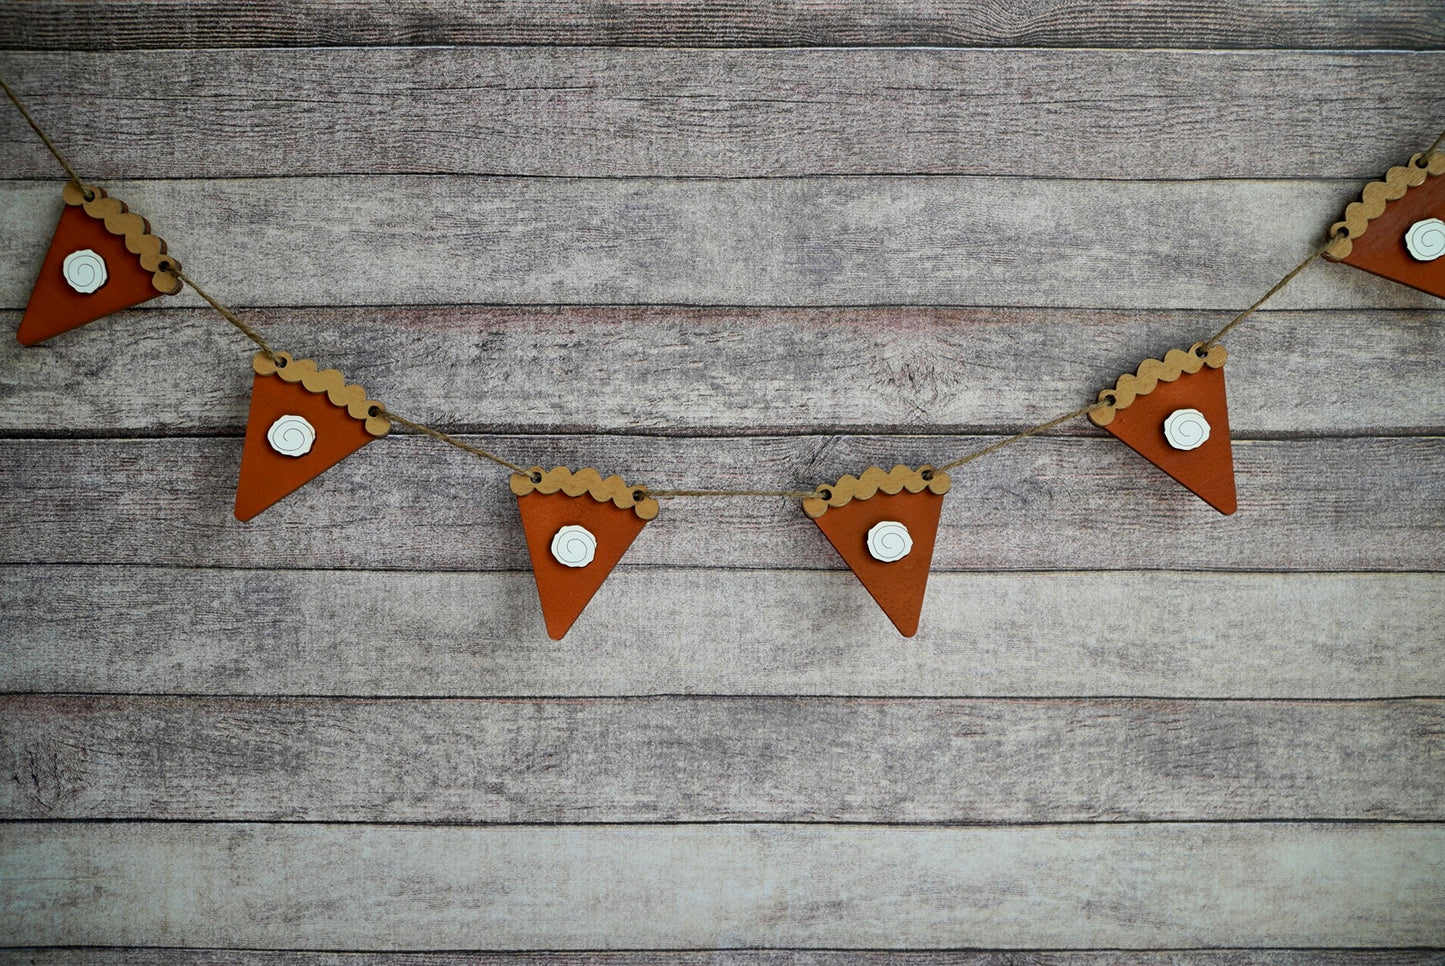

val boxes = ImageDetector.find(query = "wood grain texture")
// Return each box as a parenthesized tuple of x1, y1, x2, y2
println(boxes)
(2, 3, 1442, 957)
(2, 50, 1442, 179)
(4, 177, 1440, 312)
(4, 695, 1440, 822)
(3, 823, 1442, 948)
(2, 1, 1442, 49)
(7, 953, 1445, 966)
(4, 306, 1442, 437)
(2, 435, 1441, 572)
(5, 568, 1441, 699)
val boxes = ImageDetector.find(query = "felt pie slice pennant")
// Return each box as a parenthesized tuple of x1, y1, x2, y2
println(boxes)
(1323, 150, 1445, 300)
(234, 351, 390, 521)
(511, 467, 660, 640)
(803, 465, 952, 637)
(1090, 342, 1236, 515)
(18, 182, 182, 346)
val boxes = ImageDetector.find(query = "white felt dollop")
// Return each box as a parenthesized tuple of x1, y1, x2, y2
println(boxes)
(551, 525, 597, 568)
(866, 520, 913, 563)
(62, 249, 107, 294)
(1405, 218, 1445, 261)
(267, 414, 317, 457)
(1163, 408, 1210, 451)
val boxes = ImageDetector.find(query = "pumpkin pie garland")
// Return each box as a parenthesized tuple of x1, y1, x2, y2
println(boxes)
(1323, 151, 1445, 300)
(32, 150, 1438, 636)
(17, 182, 182, 346)
(804, 465, 952, 638)
(234, 351, 390, 521)
(510, 467, 660, 640)
(1090, 342, 1236, 515)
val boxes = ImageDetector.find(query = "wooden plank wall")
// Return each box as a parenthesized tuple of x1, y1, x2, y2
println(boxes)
(1, 1, 1443, 960)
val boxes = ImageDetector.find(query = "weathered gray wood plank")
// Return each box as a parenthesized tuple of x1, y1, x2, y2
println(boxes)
(1, 436, 1441, 571)
(3, 823, 1442, 948)
(3, 177, 1436, 311)
(3, 567, 1439, 699)
(7, 952, 1444, 966)
(1, 50, 1440, 179)
(4, 306, 1441, 437)
(2, 1, 1441, 49)
(4, 696, 1439, 822)
(1, 14, 1438, 964)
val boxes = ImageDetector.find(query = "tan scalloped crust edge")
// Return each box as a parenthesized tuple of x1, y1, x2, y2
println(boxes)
(252, 351, 391, 437)
(62, 182, 181, 294)
(1089, 342, 1227, 427)
(510, 466, 661, 521)
(803, 465, 951, 519)
(1325, 151, 1445, 260)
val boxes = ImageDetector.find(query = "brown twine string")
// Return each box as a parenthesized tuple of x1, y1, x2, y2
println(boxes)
(376, 410, 532, 476)
(931, 228, 1336, 472)
(1201, 127, 1442, 351)
(171, 266, 528, 475)
(933, 124, 1445, 471)
(937, 402, 1109, 473)
(649, 488, 818, 499)
(171, 268, 280, 360)
(4, 79, 1439, 501)
(0, 76, 88, 193)
(173, 269, 530, 476)
(1200, 234, 1341, 350)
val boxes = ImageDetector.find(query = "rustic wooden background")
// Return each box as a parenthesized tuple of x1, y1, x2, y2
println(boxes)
(1, 1, 1443, 960)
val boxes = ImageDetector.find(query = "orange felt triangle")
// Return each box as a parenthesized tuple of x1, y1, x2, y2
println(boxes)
(811, 489, 945, 637)
(1101, 364, 1237, 515)
(515, 490, 650, 640)
(234, 371, 379, 521)
(1331, 169, 1445, 299)
(18, 199, 165, 346)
